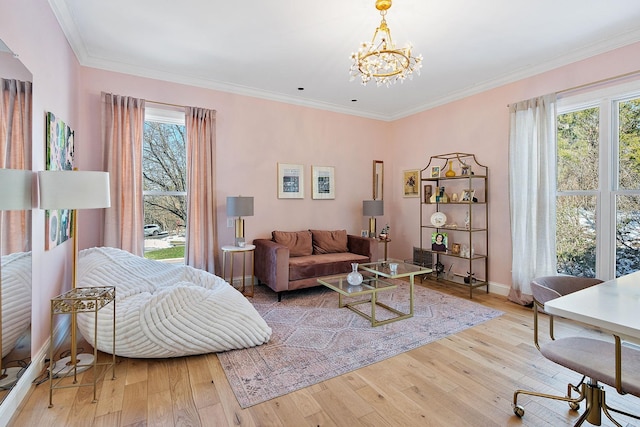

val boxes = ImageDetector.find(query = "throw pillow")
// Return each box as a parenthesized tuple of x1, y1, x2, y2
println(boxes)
(310, 229, 348, 254)
(272, 230, 313, 257)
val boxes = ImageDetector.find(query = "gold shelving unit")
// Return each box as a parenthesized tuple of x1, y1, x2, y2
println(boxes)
(418, 153, 488, 298)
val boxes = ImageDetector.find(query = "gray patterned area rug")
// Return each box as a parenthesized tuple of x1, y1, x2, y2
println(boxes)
(218, 282, 503, 408)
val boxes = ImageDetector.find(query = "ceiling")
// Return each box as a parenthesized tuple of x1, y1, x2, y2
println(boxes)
(50, 0, 640, 121)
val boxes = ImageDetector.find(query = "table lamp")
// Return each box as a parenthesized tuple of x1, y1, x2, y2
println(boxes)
(0, 169, 32, 389)
(363, 200, 383, 238)
(226, 196, 253, 246)
(38, 170, 110, 375)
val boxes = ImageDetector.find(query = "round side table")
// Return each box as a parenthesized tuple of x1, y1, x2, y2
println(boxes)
(221, 244, 255, 297)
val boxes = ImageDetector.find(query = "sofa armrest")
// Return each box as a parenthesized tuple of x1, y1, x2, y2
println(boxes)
(347, 235, 378, 262)
(253, 238, 290, 293)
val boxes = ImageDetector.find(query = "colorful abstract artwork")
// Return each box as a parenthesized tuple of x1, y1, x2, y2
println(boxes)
(45, 111, 75, 250)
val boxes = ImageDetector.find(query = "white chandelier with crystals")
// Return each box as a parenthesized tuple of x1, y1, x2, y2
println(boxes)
(350, 0, 422, 87)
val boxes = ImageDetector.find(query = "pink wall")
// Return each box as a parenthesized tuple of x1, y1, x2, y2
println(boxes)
(390, 42, 640, 287)
(3, 0, 640, 365)
(76, 69, 392, 250)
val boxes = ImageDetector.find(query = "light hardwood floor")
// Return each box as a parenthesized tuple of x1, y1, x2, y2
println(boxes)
(8, 280, 640, 427)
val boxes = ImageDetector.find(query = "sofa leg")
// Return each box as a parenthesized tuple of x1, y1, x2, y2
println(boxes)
(278, 292, 282, 302)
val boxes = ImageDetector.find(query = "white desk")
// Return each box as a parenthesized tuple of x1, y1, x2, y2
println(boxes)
(544, 271, 640, 343)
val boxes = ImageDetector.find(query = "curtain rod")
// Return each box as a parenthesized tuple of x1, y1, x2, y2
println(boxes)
(146, 99, 187, 109)
(507, 68, 640, 108)
(557, 68, 640, 96)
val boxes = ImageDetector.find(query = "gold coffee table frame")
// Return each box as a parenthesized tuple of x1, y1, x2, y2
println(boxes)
(360, 260, 433, 324)
(318, 261, 432, 327)
(317, 275, 398, 326)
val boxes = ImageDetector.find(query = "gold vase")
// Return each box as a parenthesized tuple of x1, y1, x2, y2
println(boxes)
(445, 160, 456, 177)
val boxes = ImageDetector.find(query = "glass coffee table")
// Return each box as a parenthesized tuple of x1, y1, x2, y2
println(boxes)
(318, 261, 432, 326)
(359, 260, 433, 323)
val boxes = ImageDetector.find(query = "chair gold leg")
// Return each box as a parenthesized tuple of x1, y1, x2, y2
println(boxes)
(513, 381, 585, 419)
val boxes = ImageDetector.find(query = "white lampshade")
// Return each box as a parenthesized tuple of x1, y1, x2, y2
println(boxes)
(38, 170, 111, 210)
(0, 169, 32, 211)
(363, 200, 384, 217)
(226, 196, 254, 217)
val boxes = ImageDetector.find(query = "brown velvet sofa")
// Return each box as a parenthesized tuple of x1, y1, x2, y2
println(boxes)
(254, 229, 378, 300)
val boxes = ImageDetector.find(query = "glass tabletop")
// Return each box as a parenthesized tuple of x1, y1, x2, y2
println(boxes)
(359, 259, 433, 278)
(317, 274, 397, 296)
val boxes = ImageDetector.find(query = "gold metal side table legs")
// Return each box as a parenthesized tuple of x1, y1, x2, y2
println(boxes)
(49, 286, 116, 407)
(221, 244, 255, 297)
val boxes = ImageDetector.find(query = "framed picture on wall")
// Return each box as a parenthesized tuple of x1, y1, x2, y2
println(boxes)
(277, 163, 304, 199)
(311, 165, 335, 199)
(403, 169, 420, 197)
(45, 111, 75, 250)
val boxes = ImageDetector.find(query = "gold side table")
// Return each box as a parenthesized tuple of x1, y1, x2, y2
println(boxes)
(221, 244, 255, 297)
(49, 286, 116, 407)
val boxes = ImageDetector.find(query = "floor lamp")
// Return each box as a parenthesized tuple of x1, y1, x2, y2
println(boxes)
(226, 196, 254, 246)
(363, 200, 384, 238)
(38, 170, 110, 375)
(0, 169, 32, 389)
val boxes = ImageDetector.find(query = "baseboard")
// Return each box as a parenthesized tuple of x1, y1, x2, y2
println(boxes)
(0, 318, 69, 427)
(488, 281, 510, 296)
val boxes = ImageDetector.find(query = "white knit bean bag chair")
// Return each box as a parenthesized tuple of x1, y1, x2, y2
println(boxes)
(1, 251, 32, 358)
(76, 247, 271, 358)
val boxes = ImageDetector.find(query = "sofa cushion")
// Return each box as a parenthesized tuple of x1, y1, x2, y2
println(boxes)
(310, 229, 348, 254)
(288, 252, 369, 281)
(272, 230, 313, 257)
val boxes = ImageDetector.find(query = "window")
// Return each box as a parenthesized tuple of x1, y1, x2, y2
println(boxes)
(556, 82, 640, 279)
(143, 106, 187, 262)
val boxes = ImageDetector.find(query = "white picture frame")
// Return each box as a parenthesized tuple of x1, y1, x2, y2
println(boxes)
(277, 163, 304, 199)
(311, 165, 335, 200)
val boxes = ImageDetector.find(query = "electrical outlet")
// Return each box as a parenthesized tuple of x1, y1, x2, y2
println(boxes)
(227, 218, 234, 228)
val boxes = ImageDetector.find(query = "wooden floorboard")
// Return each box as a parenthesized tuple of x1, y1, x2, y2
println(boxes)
(7, 280, 640, 427)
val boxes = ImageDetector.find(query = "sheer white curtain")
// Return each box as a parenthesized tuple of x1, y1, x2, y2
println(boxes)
(508, 94, 557, 305)
(184, 107, 218, 272)
(102, 92, 145, 255)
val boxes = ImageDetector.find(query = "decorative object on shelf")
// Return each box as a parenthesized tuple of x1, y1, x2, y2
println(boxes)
(311, 165, 335, 200)
(277, 163, 304, 199)
(460, 244, 470, 258)
(423, 184, 432, 203)
(373, 160, 383, 200)
(445, 160, 456, 177)
(451, 192, 458, 202)
(430, 212, 447, 227)
(464, 211, 470, 230)
(451, 243, 461, 255)
(379, 224, 390, 240)
(363, 199, 384, 238)
(38, 170, 111, 376)
(431, 166, 440, 178)
(349, 0, 423, 87)
(403, 169, 420, 197)
(431, 232, 447, 251)
(460, 188, 475, 202)
(435, 261, 445, 277)
(347, 263, 364, 286)
(227, 196, 254, 247)
(461, 164, 471, 175)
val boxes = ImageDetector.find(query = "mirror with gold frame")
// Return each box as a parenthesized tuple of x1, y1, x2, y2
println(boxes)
(373, 160, 383, 200)
(0, 38, 33, 405)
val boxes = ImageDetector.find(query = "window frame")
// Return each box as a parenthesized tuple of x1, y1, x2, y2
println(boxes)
(556, 80, 640, 279)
